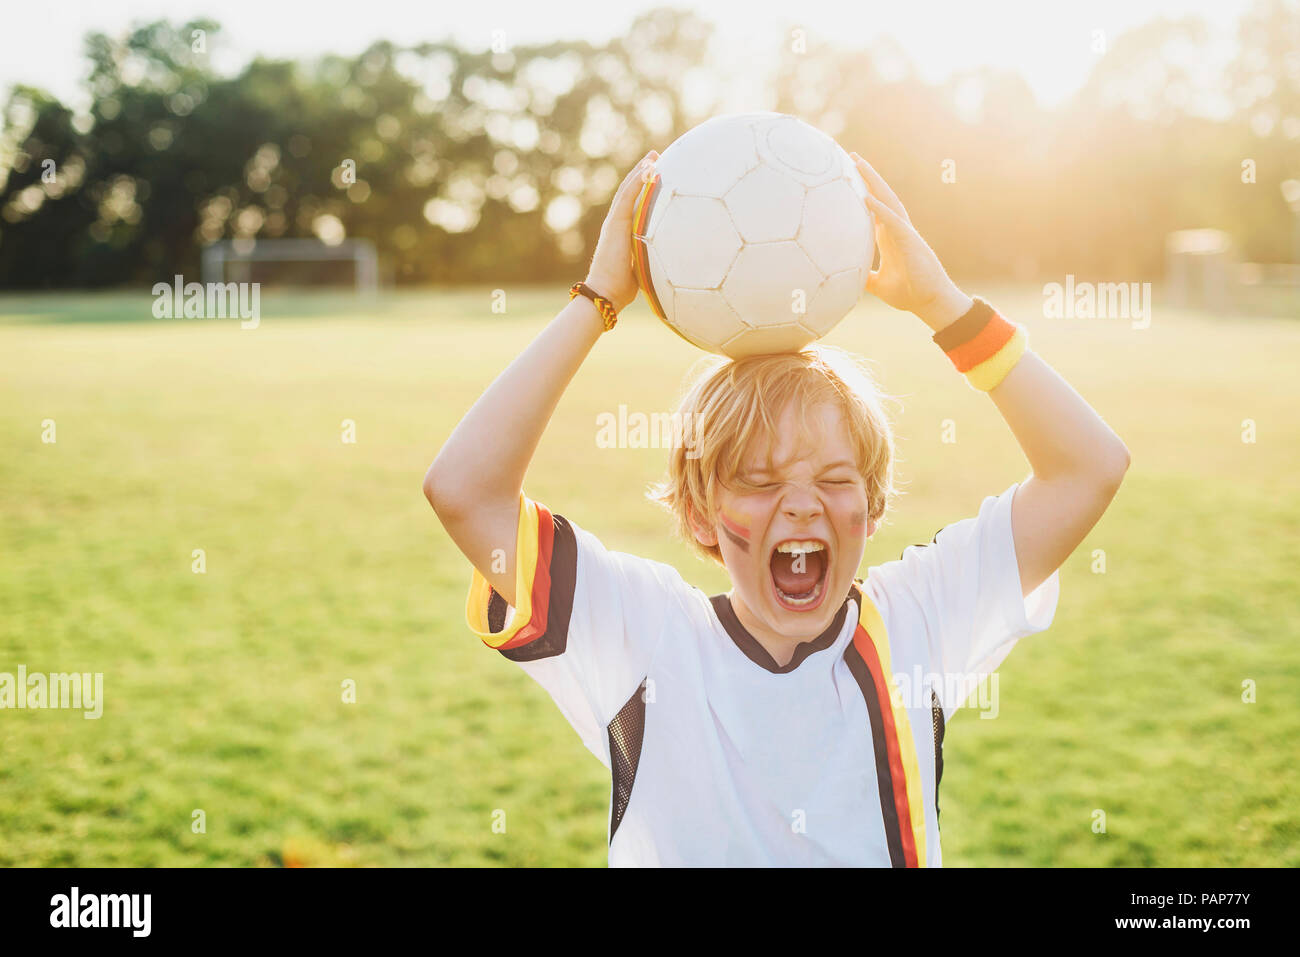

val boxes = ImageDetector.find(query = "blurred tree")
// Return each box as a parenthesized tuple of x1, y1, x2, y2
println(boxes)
(0, 5, 1296, 290)
(1225, 0, 1300, 262)
(0, 10, 716, 288)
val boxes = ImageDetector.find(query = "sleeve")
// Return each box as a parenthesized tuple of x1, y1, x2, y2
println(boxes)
(464, 491, 678, 766)
(864, 481, 1060, 721)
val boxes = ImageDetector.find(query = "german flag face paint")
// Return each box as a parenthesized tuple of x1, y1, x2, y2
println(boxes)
(849, 509, 868, 537)
(718, 503, 752, 553)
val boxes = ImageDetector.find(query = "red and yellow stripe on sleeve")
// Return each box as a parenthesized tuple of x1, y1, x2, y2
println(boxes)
(465, 492, 555, 650)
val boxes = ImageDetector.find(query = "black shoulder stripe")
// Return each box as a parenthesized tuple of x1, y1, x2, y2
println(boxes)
(898, 527, 945, 561)
(499, 513, 578, 662)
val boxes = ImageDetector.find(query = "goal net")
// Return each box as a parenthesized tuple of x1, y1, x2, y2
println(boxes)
(200, 238, 378, 295)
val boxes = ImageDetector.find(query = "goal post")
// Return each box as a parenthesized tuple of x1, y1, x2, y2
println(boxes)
(200, 238, 378, 296)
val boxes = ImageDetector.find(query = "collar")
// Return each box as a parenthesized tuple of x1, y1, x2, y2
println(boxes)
(708, 590, 852, 674)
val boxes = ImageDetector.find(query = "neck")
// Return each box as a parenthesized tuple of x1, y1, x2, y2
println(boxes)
(729, 590, 829, 667)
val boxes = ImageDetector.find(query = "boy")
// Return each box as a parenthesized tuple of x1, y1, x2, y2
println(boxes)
(424, 149, 1130, 866)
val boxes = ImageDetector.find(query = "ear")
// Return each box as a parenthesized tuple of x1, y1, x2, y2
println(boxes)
(688, 503, 718, 547)
(866, 516, 879, 540)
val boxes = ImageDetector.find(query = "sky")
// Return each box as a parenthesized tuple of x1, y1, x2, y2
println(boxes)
(0, 0, 1251, 113)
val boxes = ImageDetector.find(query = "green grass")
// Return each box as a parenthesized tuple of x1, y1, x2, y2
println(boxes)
(1, 283, 1297, 866)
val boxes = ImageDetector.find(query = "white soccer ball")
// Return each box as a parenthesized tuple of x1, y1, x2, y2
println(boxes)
(631, 112, 874, 359)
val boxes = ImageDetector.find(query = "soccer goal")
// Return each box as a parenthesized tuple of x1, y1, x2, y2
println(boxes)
(200, 238, 379, 296)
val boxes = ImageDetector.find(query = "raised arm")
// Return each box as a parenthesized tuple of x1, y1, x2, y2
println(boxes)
(850, 152, 1131, 598)
(423, 151, 658, 606)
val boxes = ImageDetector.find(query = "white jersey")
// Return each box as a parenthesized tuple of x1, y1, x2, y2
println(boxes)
(464, 481, 1060, 866)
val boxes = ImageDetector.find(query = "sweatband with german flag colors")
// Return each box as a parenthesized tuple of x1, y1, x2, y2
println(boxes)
(932, 297, 1028, 392)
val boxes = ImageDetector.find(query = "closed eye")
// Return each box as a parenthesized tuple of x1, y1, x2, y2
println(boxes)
(747, 478, 855, 488)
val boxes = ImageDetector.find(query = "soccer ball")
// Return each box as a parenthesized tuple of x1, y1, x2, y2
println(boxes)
(631, 112, 874, 359)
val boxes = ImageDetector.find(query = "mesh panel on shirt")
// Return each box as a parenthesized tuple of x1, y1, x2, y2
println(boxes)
(487, 588, 508, 633)
(607, 679, 648, 843)
(932, 687, 946, 827)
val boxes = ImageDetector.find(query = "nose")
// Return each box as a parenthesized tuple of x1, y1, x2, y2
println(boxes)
(780, 484, 823, 524)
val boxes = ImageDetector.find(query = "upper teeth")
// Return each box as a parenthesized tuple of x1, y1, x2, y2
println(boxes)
(776, 541, 825, 554)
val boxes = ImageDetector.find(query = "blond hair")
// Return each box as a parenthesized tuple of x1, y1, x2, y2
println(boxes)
(646, 345, 899, 567)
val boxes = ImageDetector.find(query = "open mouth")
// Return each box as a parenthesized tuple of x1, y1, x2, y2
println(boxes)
(769, 539, 830, 612)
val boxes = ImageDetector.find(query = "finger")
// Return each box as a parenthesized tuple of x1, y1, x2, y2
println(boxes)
(862, 189, 909, 233)
(851, 152, 907, 220)
(640, 149, 660, 182)
(850, 152, 910, 224)
(610, 165, 644, 213)
(609, 152, 659, 222)
(618, 151, 659, 196)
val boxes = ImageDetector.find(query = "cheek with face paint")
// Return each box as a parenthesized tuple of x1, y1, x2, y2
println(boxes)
(849, 509, 867, 537)
(718, 502, 752, 554)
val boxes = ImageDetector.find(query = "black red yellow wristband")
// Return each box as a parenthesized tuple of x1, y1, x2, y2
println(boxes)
(932, 297, 1028, 391)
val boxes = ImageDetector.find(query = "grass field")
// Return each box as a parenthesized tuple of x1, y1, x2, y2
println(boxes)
(1, 283, 1297, 867)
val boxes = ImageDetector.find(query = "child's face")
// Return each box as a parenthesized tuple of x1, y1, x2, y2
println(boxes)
(696, 400, 876, 642)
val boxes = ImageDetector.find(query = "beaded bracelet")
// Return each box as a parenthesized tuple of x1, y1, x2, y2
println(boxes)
(932, 297, 1028, 391)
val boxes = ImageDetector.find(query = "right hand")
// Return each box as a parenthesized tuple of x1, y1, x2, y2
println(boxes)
(584, 150, 659, 312)
(849, 151, 971, 329)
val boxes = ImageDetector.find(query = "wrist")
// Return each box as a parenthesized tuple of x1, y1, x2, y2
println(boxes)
(568, 292, 611, 336)
(931, 297, 1029, 392)
(583, 274, 625, 310)
(572, 278, 622, 331)
(916, 284, 973, 333)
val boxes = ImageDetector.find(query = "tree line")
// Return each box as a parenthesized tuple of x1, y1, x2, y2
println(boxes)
(0, 3, 1296, 289)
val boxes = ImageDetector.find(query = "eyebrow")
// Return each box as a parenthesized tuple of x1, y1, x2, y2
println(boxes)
(745, 459, 858, 476)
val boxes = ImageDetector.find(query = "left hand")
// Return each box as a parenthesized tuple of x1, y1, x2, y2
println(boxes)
(584, 150, 660, 313)
(850, 151, 973, 330)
